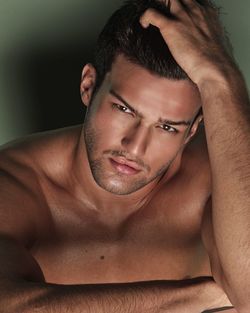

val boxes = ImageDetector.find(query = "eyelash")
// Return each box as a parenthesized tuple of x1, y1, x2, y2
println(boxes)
(160, 125, 178, 133)
(112, 103, 178, 133)
(113, 103, 132, 114)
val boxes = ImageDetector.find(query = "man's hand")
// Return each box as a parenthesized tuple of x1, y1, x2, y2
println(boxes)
(140, 0, 235, 85)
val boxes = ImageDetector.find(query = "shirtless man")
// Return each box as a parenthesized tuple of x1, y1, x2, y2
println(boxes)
(0, 0, 249, 312)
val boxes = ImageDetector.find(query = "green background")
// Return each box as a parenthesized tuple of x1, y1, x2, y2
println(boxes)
(0, 0, 249, 145)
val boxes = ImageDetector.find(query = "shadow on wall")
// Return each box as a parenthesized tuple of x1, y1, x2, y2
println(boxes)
(0, 0, 123, 143)
(2, 38, 96, 138)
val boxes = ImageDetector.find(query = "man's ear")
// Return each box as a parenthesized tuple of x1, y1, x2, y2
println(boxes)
(80, 64, 97, 107)
(184, 115, 203, 144)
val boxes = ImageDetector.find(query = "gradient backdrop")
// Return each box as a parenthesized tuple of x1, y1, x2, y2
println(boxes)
(0, 0, 249, 145)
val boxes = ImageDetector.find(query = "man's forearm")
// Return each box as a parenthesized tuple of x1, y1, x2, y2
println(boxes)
(1, 277, 229, 313)
(198, 67, 250, 312)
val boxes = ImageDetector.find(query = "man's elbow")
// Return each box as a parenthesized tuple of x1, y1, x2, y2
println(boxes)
(212, 271, 250, 313)
(236, 303, 250, 313)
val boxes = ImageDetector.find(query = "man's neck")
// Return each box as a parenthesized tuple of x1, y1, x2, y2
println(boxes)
(67, 127, 180, 225)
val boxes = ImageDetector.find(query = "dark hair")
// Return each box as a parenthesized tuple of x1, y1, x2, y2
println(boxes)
(93, 0, 189, 90)
(93, 0, 231, 91)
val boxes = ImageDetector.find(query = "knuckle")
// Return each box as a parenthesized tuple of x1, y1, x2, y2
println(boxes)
(147, 8, 160, 19)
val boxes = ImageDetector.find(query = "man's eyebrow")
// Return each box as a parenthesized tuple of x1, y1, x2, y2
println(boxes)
(110, 89, 140, 116)
(159, 118, 191, 126)
(109, 89, 192, 126)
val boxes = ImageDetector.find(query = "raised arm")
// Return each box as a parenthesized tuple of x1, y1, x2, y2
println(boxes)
(141, 0, 250, 311)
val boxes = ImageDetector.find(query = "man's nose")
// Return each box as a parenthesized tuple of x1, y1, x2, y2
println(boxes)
(121, 122, 151, 157)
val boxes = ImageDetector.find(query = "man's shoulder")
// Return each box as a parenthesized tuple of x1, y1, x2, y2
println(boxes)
(182, 127, 210, 180)
(146, 129, 211, 245)
(0, 125, 82, 176)
(158, 128, 211, 206)
(0, 125, 82, 245)
(169, 127, 210, 183)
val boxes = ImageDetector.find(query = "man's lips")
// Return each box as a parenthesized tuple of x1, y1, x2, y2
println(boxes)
(109, 157, 142, 175)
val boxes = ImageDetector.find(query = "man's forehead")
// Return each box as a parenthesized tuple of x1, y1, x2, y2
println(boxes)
(107, 54, 198, 94)
(106, 58, 199, 97)
(109, 88, 194, 127)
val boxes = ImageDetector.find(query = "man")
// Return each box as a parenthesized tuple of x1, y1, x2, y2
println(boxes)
(0, 0, 249, 312)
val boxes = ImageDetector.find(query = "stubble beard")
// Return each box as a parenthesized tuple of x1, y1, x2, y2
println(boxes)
(83, 113, 172, 195)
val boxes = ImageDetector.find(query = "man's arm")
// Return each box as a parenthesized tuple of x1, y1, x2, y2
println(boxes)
(140, 1, 250, 311)
(198, 71, 250, 311)
(0, 166, 231, 312)
(0, 234, 234, 313)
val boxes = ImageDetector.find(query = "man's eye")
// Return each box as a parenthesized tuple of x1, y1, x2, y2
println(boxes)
(113, 103, 132, 114)
(161, 124, 178, 133)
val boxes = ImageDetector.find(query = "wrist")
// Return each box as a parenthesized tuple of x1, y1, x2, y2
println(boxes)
(197, 66, 249, 106)
(195, 61, 242, 92)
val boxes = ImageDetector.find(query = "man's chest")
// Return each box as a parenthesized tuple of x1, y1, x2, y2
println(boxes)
(31, 176, 212, 285)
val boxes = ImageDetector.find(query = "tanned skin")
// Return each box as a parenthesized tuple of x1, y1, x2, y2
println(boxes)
(0, 0, 249, 312)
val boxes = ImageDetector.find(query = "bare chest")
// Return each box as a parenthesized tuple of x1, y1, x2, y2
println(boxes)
(32, 177, 212, 285)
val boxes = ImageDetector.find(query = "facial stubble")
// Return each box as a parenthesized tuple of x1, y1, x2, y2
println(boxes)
(83, 112, 172, 195)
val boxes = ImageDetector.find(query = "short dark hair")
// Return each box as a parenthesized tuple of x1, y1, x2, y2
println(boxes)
(93, 0, 189, 90)
(93, 0, 230, 90)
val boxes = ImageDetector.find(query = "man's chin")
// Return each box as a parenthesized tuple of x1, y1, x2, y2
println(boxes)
(94, 177, 147, 196)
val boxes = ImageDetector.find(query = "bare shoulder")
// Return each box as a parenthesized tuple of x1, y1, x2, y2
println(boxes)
(182, 127, 210, 180)
(181, 127, 211, 213)
(0, 160, 43, 247)
(0, 125, 82, 246)
(0, 125, 82, 172)
(147, 128, 211, 239)
(165, 126, 211, 195)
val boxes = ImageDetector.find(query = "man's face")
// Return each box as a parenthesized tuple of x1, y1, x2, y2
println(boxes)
(83, 55, 201, 195)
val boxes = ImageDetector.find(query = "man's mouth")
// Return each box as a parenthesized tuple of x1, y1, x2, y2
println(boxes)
(109, 157, 142, 175)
